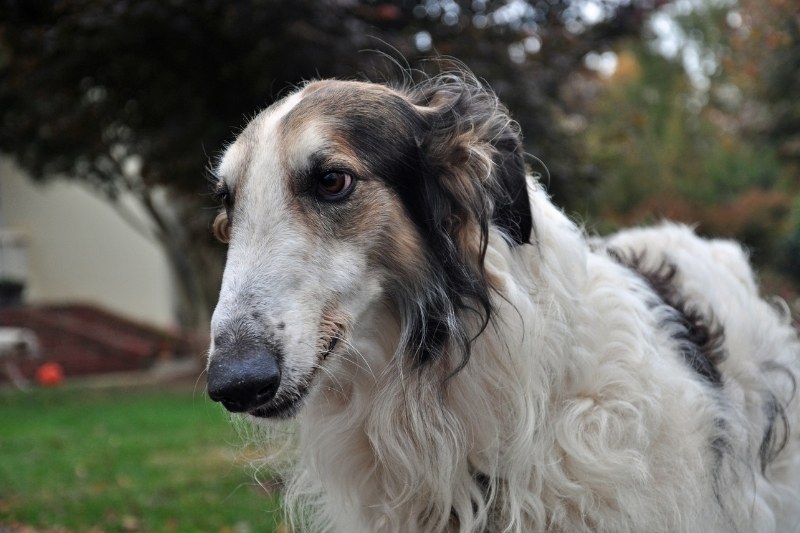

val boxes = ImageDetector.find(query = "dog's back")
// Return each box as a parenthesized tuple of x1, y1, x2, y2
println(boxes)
(603, 223, 800, 531)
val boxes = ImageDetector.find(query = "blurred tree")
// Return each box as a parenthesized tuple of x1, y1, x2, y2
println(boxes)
(581, 0, 799, 286)
(759, 10, 800, 173)
(760, 14, 800, 283)
(584, 44, 786, 211)
(673, 0, 800, 285)
(0, 0, 667, 328)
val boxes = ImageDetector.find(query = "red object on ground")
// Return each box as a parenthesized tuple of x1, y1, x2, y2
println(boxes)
(36, 362, 64, 387)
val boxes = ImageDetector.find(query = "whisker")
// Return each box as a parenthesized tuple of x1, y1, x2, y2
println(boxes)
(336, 337, 379, 383)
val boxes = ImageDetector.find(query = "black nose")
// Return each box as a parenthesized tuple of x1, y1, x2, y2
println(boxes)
(207, 349, 281, 413)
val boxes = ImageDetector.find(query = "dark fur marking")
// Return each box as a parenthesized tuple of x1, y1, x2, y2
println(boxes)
(608, 248, 737, 518)
(395, 72, 533, 372)
(710, 419, 732, 475)
(491, 133, 533, 246)
(758, 362, 795, 473)
(609, 249, 726, 387)
(709, 418, 741, 532)
(611, 248, 796, 476)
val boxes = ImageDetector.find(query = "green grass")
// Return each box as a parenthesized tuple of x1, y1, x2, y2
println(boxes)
(0, 386, 283, 532)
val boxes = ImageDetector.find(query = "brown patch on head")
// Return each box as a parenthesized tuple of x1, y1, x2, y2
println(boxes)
(283, 79, 494, 264)
(266, 80, 431, 280)
(263, 78, 511, 336)
(359, 191, 428, 281)
(302, 79, 398, 98)
(278, 80, 418, 174)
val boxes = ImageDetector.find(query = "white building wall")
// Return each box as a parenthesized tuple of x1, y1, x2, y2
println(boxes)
(0, 158, 175, 328)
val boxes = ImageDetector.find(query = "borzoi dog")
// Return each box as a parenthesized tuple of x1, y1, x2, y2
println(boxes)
(206, 71, 800, 532)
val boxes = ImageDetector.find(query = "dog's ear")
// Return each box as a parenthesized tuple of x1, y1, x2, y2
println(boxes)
(411, 75, 532, 248)
(394, 73, 533, 370)
(491, 129, 533, 246)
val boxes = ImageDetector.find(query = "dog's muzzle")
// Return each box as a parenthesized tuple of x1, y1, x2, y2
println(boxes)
(207, 347, 281, 413)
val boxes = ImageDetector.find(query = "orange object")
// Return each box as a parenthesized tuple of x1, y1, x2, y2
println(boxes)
(36, 362, 64, 387)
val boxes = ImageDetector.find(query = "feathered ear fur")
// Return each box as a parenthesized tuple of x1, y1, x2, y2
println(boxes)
(395, 73, 533, 370)
(410, 73, 532, 248)
(491, 129, 534, 246)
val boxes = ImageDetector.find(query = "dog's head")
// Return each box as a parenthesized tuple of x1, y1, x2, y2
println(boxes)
(207, 73, 532, 418)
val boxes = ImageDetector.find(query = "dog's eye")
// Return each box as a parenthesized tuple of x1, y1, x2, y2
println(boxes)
(215, 183, 233, 210)
(316, 172, 354, 201)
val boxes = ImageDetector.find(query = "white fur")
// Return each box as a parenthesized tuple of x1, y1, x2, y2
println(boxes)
(210, 85, 800, 533)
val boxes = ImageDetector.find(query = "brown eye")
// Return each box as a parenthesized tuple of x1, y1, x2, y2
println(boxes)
(317, 172, 354, 200)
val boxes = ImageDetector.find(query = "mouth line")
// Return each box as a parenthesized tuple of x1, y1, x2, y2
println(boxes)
(322, 335, 340, 359)
(248, 352, 332, 419)
(318, 309, 346, 362)
(247, 328, 345, 419)
(248, 383, 312, 419)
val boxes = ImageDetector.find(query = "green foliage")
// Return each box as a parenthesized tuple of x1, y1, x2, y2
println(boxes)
(778, 197, 800, 283)
(583, 48, 689, 212)
(762, 13, 800, 170)
(0, 388, 281, 532)
(587, 46, 781, 204)
(582, 38, 796, 273)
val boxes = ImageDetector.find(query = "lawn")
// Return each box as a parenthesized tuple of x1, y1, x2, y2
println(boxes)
(0, 386, 283, 532)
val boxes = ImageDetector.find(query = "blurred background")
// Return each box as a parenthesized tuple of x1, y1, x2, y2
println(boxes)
(0, 0, 797, 531)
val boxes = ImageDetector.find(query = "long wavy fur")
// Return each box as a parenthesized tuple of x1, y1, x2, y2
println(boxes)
(221, 70, 800, 532)
(385, 71, 532, 372)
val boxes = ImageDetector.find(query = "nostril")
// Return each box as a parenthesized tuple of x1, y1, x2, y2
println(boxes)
(256, 379, 280, 402)
(217, 397, 245, 413)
